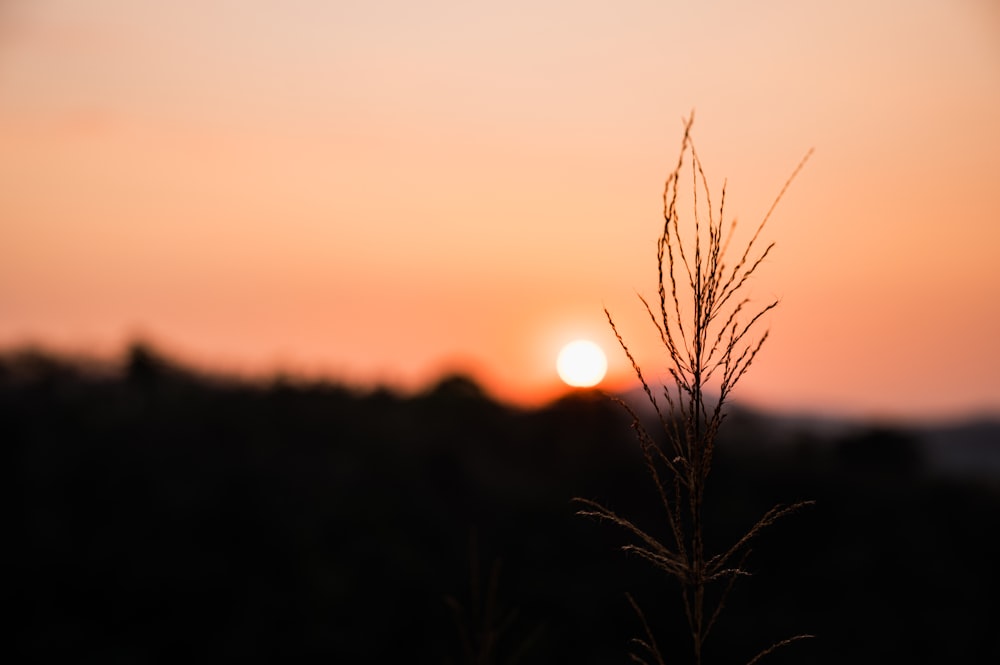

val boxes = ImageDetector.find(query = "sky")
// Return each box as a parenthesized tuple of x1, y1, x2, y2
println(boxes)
(1, 0, 999, 421)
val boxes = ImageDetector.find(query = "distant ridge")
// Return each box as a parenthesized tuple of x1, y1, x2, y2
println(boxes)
(611, 384, 1000, 482)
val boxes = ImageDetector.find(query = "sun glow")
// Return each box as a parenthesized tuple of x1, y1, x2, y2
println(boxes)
(556, 340, 608, 388)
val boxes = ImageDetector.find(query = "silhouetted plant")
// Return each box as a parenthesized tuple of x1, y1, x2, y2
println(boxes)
(444, 530, 541, 665)
(577, 114, 813, 665)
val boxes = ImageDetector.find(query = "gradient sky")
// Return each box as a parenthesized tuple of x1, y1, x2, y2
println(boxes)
(2, 0, 999, 420)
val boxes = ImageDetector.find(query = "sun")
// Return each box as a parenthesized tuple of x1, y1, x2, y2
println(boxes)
(556, 340, 608, 388)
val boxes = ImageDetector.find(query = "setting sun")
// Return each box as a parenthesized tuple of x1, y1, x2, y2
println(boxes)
(0, 1, 997, 419)
(556, 340, 608, 388)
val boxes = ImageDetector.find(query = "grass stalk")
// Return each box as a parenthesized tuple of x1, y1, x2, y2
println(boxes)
(576, 113, 814, 665)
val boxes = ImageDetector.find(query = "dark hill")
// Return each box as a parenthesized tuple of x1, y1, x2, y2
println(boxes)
(6, 346, 999, 663)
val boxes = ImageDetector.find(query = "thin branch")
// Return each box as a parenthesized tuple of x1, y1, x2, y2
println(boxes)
(574, 498, 677, 560)
(745, 634, 814, 665)
(627, 594, 667, 665)
(708, 501, 815, 575)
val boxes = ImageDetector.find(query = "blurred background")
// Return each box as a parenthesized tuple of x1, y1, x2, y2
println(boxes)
(2, 0, 998, 418)
(4, 1, 999, 662)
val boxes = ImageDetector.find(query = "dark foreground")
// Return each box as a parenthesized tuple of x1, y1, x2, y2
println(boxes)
(8, 346, 1000, 663)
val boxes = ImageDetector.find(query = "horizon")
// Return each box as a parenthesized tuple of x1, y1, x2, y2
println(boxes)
(3, 339, 997, 428)
(2, 1, 999, 422)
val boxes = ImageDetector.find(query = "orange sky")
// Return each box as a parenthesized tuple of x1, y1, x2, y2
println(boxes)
(2, 0, 999, 421)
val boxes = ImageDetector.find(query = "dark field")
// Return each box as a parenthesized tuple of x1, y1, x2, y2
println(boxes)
(8, 346, 1000, 663)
